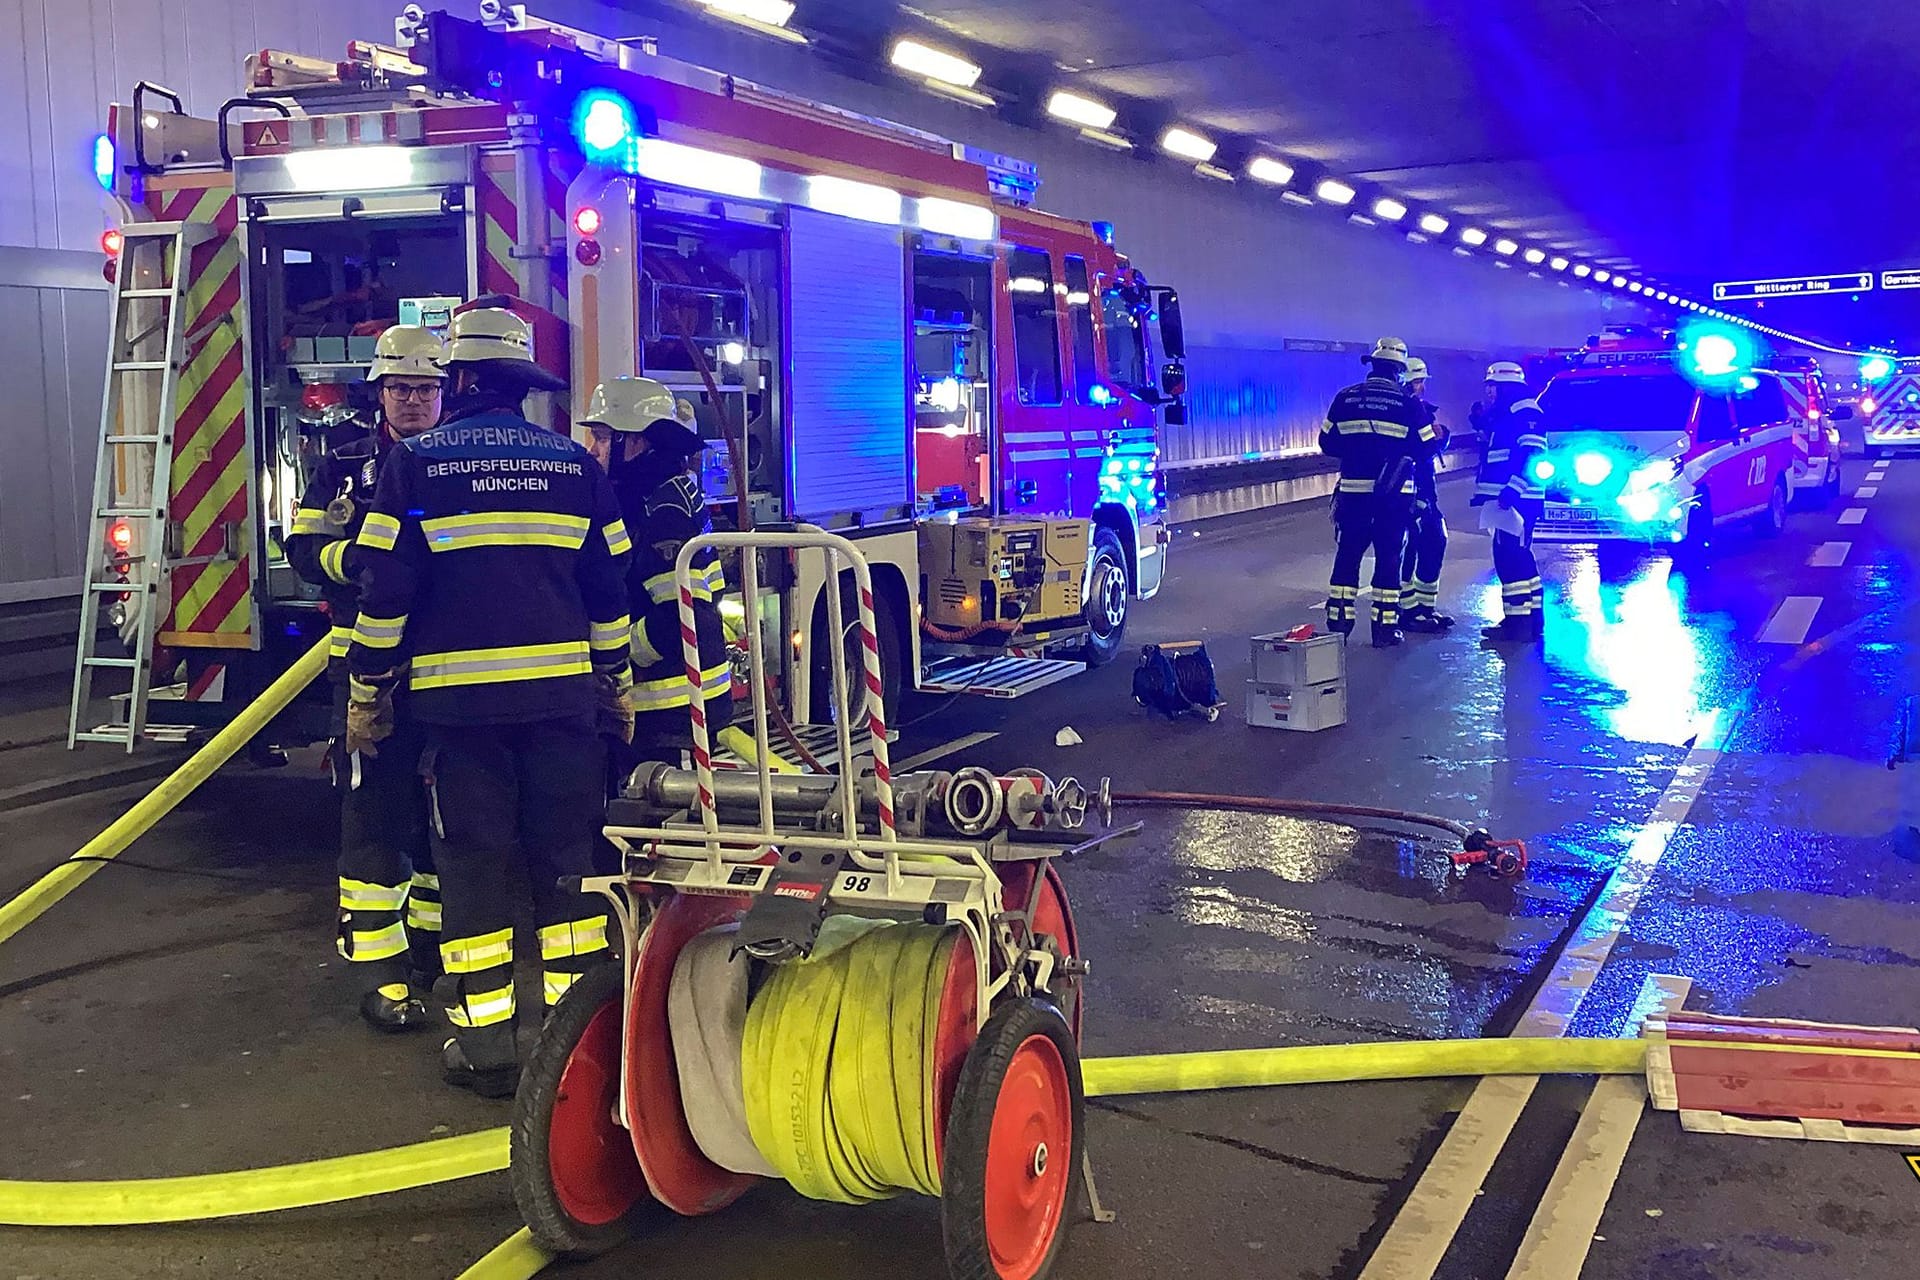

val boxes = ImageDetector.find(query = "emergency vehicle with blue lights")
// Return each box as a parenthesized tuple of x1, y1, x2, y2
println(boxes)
(1527, 325, 1843, 552)
(76, 3, 1187, 744)
(1858, 356, 1920, 458)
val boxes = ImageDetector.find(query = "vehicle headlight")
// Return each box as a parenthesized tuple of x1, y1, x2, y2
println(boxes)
(1572, 451, 1614, 486)
(1617, 490, 1663, 524)
(1625, 458, 1679, 490)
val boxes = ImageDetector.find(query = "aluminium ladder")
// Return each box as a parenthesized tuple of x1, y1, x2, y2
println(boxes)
(67, 221, 214, 751)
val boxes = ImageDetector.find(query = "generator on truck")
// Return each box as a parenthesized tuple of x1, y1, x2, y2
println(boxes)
(70, 2, 1188, 752)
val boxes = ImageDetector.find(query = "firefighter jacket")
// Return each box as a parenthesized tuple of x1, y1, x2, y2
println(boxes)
(614, 457, 732, 737)
(288, 423, 397, 671)
(1319, 375, 1439, 500)
(1410, 398, 1448, 504)
(345, 406, 633, 726)
(1472, 396, 1547, 507)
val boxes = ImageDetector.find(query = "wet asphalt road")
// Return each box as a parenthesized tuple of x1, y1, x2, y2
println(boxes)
(2, 456, 1919, 1279)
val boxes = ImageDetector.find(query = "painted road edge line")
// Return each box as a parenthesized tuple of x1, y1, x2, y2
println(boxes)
(1808, 541, 1852, 568)
(1839, 508, 1867, 525)
(1355, 710, 1735, 1280)
(895, 731, 999, 771)
(1757, 596, 1822, 645)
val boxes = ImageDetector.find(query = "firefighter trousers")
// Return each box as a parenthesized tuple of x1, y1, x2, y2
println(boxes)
(1328, 493, 1408, 632)
(332, 718, 439, 992)
(1491, 508, 1543, 620)
(1401, 504, 1448, 613)
(426, 715, 612, 1070)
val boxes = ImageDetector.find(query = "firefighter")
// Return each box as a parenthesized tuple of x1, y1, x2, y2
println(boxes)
(1471, 360, 1548, 643)
(345, 307, 634, 1097)
(1319, 337, 1439, 647)
(287, 326, 444, 1033)
(578, 378, 732, 780)
(1398, 357, 1456, 632)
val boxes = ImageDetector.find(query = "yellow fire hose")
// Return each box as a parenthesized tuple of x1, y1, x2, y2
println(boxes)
(0, 637, 329, 947)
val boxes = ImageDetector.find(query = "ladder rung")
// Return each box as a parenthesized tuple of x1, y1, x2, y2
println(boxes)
(114, 361, 169, 371)
(101, 437, 164, 448)
(101, 505, 163, 516)
(87, 580, 141, 591)
(120, 289, 175, 299)
(119, 221, 199, 238)
(74, 730, 137, 745)
(84, 657, 139, 669)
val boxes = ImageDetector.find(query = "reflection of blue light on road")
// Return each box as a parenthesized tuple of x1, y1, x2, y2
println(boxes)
(1551, 555, 1702, 746)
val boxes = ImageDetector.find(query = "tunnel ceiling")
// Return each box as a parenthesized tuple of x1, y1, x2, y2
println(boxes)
(774, 0, 1920, 348)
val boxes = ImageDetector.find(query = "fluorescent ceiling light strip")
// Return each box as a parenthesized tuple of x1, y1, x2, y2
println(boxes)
(1046, 90, 1116, 130)
(1160, 127, 1216, 162)
(890, 38, 980, 87)
(704, 0, 795, 25)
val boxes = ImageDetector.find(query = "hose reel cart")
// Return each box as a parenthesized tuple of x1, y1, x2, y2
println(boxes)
(509, 527, 1129, 1279)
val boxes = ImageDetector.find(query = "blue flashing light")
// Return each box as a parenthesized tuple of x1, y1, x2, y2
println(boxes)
(1088, 384, 1116, 406)
(574, 90, 638, 164)
(1091, 219, 1115, 246)
(1617, 489, 1661, 524)
(1861, 356, 1895, 384)
(1572, 451, 1614, 486)
(1692, 334, 1740, 377)
(1530, 457, 1557, 482)
(1677, 318, 1758, 388)
(92, 134, 115, 190)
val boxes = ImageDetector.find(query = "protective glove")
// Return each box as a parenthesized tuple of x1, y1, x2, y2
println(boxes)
(596, 666, 636, 745)
(345, 671, 400, 757)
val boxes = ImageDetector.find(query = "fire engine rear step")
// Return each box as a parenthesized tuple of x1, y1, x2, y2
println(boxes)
(919, 655, 1087, 699)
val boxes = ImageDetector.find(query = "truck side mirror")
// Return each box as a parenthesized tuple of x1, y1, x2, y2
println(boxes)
(1160, 362, 1186, 399)
(1152, 289, 1186, 360)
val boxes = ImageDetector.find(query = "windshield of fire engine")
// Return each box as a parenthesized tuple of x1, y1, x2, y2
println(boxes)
(1101, 286, 1147, 391)
(1539, 371, 1699, 437)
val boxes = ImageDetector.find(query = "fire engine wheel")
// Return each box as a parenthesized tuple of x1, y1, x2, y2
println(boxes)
(812, 578, 903, 726)
(941, 997, 1085, 1280)
(1755, 477, 1788, 537)
(510, 961, 653, 1259)
(1075, 528, 1130, 667)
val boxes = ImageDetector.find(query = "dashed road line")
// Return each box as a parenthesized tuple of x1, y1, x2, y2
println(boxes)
(894, 731, 999, 770)
(1838, 508, 1867, 525)
(1856, 486, 1879, 499)
(1356, 708, 1735, 1280)
(1808, 541, 1852, 567)
(1758, 596, 1822, 645)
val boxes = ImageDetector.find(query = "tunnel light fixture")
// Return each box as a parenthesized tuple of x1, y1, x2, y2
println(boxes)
(1523, 247, 1546, 265)
(1372, 196, 1407, 221)
(1195, 162, 1234, 182)
(1315, 177, 1356, 205)
(1046, 90, 1117, 131)
(1550, 256, 1570, 272)
(1076, 127, 1134, 151)
(1493, 237, 1519, 256)
(1593, 269, 1612, 283)
(1280, 190, 1314, 206)
(1160, 127, 1217, 162)
(1418, 212, 1450, 235)
(890, 38, 982, 88)
(1247, 155, 1295, 186)
(1615, 277, 1630, 289)
(1460, 226, 1488, 247)
(703, 0, 798, 28)
(1572, 263, 1592, 277)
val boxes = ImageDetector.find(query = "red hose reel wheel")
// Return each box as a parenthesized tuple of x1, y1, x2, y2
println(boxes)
(509, 962, 652, 1258)
(941, 997, 1085, 1280)
(994, 863, 1083, 1041)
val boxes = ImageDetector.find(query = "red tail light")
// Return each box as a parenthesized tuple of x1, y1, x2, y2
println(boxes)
(100, 228, 124, 256)
(107, 519, 133, 554)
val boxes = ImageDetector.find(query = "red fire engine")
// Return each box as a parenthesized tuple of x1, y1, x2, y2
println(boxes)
(71, 4, 1187, 749)
(1527, 324, 1844, 553)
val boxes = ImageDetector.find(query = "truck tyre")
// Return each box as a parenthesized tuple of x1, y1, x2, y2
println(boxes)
(1075, 528, 1130, 667)
(1676, 493, 1713, 563)
(810, 578, 902, 728)
(1756, 476, 1788, 537)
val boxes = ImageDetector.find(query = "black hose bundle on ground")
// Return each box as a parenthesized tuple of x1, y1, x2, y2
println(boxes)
(1131, 642, 1220, 721)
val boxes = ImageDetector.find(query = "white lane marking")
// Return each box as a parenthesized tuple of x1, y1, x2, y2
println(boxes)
(1839, 507, 1867, 525)
(1758, 596, 1822, 645)
(1868, 470, 1888, 482)
(895, 731, 998, 771)
(1357, 711, 1734, 1280)
(1856, 486, 1879, 499)
(1808, 541, 1852, 567)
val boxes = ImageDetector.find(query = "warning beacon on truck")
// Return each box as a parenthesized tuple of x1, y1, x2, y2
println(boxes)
(72, 4, 1189, 749)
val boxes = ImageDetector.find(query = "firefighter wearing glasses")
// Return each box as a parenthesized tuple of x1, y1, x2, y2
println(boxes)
(288, 325, 444, 1032)
(345, 307, 633, 1096)
(1319, 337, 1439, 647)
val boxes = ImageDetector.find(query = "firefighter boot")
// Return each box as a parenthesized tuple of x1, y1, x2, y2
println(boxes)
(1401, 606, 1456, 633)
(1371, 625, 1405, 648)
(441, 1035, 520, 1099)
(360, 981, 432, 1033)
(1480, 617, 1535, 644)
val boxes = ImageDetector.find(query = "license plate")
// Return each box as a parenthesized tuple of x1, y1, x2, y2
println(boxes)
(1543, 506, 1597, 522)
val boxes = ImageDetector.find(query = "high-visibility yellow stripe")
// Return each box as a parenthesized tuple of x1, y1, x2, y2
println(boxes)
(442, 928, 513, 975)
(410, 641, 592, 691)
(358, 513, 402, 551)
(319, 539, 353, 584)
(629, 663, 731, 710)
(351, 613, 407, 650)
(447, 982, 515, 1029)
(328, 625, 353, 658)
(339, 878, 409, 911)
(543, 972, 578, 1006)
(420, 511, 589, 553)
(537, 917, 608, 960)
(632, 622, 667, 667)
(411, 872, 440, 893)
(643, 570, 713, 605)
(589, 616, 631, 651)
(601, 520, 632, 556)
(1337, 478, 1375, 493)
(290, 508, 328, 537)
(407, 901, 443, 932)
(339, 921, 408, 963)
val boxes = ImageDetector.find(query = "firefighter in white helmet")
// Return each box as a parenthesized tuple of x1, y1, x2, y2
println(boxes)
(1318, 338, 1441, 646)
(1397, 357, 1456, 632)
(288, 324, 446, 1033)
(1471, 360, 1547, 642)
(579, 377, 732, 780)
(344, 305, 633, 1096)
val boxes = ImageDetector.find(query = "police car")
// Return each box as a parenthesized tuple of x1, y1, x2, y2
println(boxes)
(1528, 326, 1844, 553)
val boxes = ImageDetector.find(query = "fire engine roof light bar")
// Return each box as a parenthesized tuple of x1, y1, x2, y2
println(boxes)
(282, 145, 416, 192)
(1046, 90, 1117, 131)
(1460, 226, 1488, 247)
(1372, 196, 1407, 222)
(1418, 212, 1450, 235)
(1160, 127, 1217, 163)
(1315, 177, 1357, 205)
(1246, 155, 1295, 186)
(916, 196, 996, 241)
(631, 137, 765, 200)
(890, 38, 982, 88)
(805, 173, 903, 224)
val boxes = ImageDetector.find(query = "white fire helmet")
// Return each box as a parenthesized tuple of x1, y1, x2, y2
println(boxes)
(437, 307, 566, 389)
(1485, 360, 1527, 385)
(1404, 357, 1429, 382)
(1369, 336, 1410, 366)
(365, 325, 446, 382)
(578, 377, 679, 434)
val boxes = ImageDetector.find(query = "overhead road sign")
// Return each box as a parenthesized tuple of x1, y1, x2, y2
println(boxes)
(1712, 273, 1873, 301)
(1882, 269, 1920, 292)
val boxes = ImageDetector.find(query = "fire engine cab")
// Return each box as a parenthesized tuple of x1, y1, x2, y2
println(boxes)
(70, 3, 1188, 749)
(1529, 325, 1844, 553)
